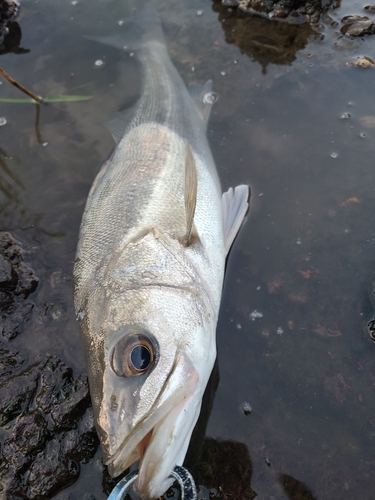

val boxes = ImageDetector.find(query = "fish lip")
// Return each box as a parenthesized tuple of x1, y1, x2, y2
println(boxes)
(102, 351, 199, 476)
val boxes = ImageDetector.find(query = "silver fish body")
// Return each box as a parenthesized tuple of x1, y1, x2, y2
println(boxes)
(74, 10, 248, 499)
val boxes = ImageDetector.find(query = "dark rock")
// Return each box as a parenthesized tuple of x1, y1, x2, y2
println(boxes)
(0, 343, 26, 381)
(62, 408, 99, 463)
(23, 441, 80, 500)
(0, 232, 39, 340)
(0, 364, 39, 426)
(215, 0, 339, 24)
(36, 357, 74, 417)
(0, 0, 19, 44)
(50, 375, 91, 430)
(364, 4, 375, 12)
(0, 356, 99, 499)
(341, 18, 375, 36)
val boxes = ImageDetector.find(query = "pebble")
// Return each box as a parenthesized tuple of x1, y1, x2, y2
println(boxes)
(347, 56, 375, 68)
(0, 117, 7, 126)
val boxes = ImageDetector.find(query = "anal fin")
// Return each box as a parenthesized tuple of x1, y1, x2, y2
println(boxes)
(222, 185, 250, 255)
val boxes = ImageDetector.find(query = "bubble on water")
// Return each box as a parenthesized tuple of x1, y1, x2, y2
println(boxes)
(203, 92, 218, 105)
(243, 402, 252, 415)
(129, 52, 134, 57)
(95, 59, 104, 67)
(71, 0, 77, 5)
(296, 237, 302, 245)
(360, 132, 366, 138)
(197, 10, 203, 16)
(220, 71, 226, 76)
(330, 152, 338, 158)
(256, 286, 261, 290)
(236, 323, 242, 330)
(42, 142, 48, 147)
(118, 20, 124, 25)
(233, 59, 238, 64)
(277, 327, 284, 335)
(340, 112, 351, 119)
(250, 310, 263, 321)
(191, 66, 195, 72)
(0, 117, 7, 126)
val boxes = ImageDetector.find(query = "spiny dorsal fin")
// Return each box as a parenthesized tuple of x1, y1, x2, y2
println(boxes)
(182, 143, 198, 246)
(222, 185, 250, 255)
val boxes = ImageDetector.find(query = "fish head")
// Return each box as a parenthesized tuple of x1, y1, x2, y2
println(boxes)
(94, 283, 217, 499)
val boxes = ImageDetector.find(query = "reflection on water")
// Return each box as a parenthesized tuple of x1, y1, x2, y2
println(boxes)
(0, 0, 375, 498)
(280, 474, 318, 500)
(212, 0, 316, 72)
(0, 22, 30, 55)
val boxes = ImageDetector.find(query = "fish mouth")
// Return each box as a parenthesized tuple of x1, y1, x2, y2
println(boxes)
(103, 352, 200, 498)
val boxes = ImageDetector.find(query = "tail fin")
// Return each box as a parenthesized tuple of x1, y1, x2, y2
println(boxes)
(84, 7, 166, 51)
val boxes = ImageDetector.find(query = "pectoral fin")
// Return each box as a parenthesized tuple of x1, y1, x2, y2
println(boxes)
(182, 143, 198, 246)
(222, 185, 250, 255)
(105, 110, 133, 144)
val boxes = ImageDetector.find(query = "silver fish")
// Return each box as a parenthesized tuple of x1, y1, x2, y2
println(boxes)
(74, 9, 249, 500)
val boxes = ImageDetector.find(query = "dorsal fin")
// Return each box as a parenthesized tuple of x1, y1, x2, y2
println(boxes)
(181, 143, 198, 246)
(189, 80, 218, 126)
(222, 185, 250, 255)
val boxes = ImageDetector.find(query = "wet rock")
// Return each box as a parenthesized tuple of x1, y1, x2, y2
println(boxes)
(51, 375, 91, 430)
(0, 364, 39, 426)
(0, 343, 26, 381)
(0, 0, 19, 44)
(0, 356, 99, 499)
(0, 232, 39, 340)
(346, 56, 375, 68)
(23, 441, 80, 500)
(341, 16, 375, 36)
(215, 0, 338, 24)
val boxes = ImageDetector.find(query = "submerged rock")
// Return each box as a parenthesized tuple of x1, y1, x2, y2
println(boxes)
(0, 356, 99, 499)
(341, 16, 375, 36)
(0, 232, 39, 340)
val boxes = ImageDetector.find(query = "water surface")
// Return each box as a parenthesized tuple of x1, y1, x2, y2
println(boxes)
(1, 0, 375, 498)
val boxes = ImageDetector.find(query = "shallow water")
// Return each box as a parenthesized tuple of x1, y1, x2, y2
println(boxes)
(1, 0, 375, 498)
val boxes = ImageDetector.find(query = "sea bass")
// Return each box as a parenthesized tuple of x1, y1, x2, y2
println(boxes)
(74, 9, 249, 499)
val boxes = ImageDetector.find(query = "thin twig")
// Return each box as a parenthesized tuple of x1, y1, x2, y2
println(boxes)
(0, 66, 43, 104)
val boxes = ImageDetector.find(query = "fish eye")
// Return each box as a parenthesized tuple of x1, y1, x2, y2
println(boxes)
(111, 333, 155, 377)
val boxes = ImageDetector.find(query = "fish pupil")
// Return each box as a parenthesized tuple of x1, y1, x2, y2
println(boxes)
(130, 345, 151, 371)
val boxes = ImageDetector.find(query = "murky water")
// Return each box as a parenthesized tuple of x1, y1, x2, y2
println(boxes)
(1, 0, 375, 498)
